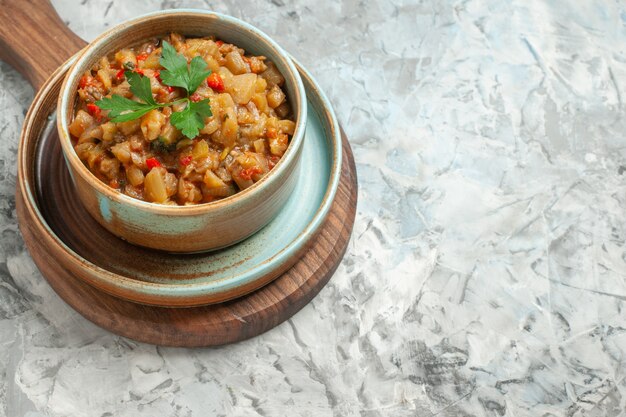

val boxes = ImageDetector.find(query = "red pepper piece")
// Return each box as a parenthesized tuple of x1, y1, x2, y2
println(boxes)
(136, 52, 149, 61)
(239, 167, 263, 181)
(207, 73, 224, 92)
(190, 93, 202, 102)
(86, 103, 102, 121)
(266, 127, 278, 139)
(215, 40, 224, 47)
(79, 75, 95, 88)
(115, 69, 125, 80)
(180, 155, 193, 166)
(146, 158, 162, 169)
(134, 68, 145, 76)
(268, 155, 280, 170)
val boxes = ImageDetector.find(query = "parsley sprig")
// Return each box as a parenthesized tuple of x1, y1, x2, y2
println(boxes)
(96, 41, 213, 139)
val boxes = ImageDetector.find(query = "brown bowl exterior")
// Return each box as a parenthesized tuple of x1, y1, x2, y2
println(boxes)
(57, 10, 307, 252)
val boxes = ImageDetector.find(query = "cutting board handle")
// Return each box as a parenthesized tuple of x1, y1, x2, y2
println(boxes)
(0, 0, 86, 90)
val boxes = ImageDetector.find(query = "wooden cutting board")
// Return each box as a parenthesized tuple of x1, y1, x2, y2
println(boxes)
(7, 0, 358, 346)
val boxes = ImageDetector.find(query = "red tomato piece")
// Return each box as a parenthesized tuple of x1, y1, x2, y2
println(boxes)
(146, 158, 162, 169)
(79, 75, 94, 88)
(180, 155, 193, 166)
(115, 69, 125, 80)
(239, 167, 262, 181)
(136, 52, 149, 61)
(86, 103, 102, 121)
(207, 73, 224, 92)
(190, 93, 202, 102)
(266, 127, 277, 139)
(268, 155, 280, 170)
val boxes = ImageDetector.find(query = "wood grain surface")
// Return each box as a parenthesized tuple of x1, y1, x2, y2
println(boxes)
(0, 0, 85, 89)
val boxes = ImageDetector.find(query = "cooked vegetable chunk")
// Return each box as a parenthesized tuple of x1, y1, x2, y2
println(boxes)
(70, 33, 294, 205)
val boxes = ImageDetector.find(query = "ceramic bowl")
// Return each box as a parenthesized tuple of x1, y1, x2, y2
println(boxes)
(57, 10, 307, 253)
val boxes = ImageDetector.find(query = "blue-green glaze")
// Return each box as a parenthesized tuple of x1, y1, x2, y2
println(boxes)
(98, 195, 112, 223)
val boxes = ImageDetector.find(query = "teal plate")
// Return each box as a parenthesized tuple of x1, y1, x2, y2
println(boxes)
(29, 59, 342, 307)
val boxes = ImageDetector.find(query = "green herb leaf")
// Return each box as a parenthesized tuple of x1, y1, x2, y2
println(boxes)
(191, 98, 213, 119)
(93, 42, 212, 139)
(95, 95, 157, 122)
(187, 56, 212, 93)
(126, 71, 157, 105)
(170, 99, 212, 139)
(159, 41, 211, 94)
(159, 41, 191, 90)
(108, 108, 155, 123)
(160, 41, 188, 76)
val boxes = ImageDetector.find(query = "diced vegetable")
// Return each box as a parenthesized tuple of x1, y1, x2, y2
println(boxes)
(110, 141, 132, 163)
(180, 155, 193, 166)
(118, 119, 141, 135)
(141, 109, 166, 141)
(247, 56, 267, 73)
(269, 133, 288, 156)
(115, 48, 136, 68)
(200, 116, 220, 135)
(86, 103, 102, 121)
(146, 157, 162, 169)
(176, 138, 193, 150)
(278, 119, 296, 135)
(207, 73, 225, 92)
(221, 110, 238, 147)
(159, 122, 181, 144)
(71, 33, 294, 205)
(140, 51, 161, 69)
(144, 167, 168, 203)
(97, 69, 112, 90)
(69, 110, 95, 137)
(275, 102, 290, 118)
(251, 93, 268, 114)
(260, 62, 284, 86)
(224, 51, 248, 75)
(266, 84, 286, 108)
(101, 122, 117, 142)
(99, 157, 120, 180)
(78, 125, 103, 144)
(178, 178, 202, 203)
(203, 170, 235, 197)
(126, 165, 145, 186)
(224, 73, 257, 104)
(192, 140, 209, 160)
(253, 139, 266, 154)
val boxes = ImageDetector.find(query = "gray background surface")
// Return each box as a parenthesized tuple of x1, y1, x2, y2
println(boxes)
(1, 0, 626, 416)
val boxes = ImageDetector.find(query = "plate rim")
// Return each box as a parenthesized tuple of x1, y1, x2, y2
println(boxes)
(18, 55, 343, 306)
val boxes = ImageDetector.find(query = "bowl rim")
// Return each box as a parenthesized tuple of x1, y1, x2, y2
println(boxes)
(57, 9, 307, 215)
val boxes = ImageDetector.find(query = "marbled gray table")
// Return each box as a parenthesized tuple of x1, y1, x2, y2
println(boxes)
(1, 0, 626, 415)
